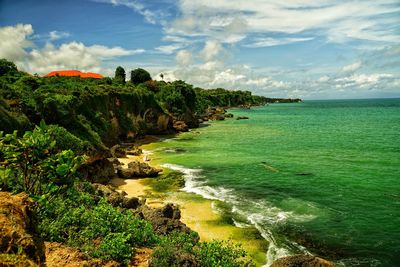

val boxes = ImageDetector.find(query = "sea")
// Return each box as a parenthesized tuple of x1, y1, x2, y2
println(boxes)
(146, 99, 400, 266)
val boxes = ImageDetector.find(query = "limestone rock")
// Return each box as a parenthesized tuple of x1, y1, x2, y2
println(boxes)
(173, 121, 189, 132)
(79, 158, 115, 184)
(0, 192, 45, 265)
(110, 144, 126, 158)
(44, 242, 118, 267)
(211, 114, 225, 121)
(117, 161, 161, 178)
(139, 203, 193, 236)
(92, 183, 144, 209)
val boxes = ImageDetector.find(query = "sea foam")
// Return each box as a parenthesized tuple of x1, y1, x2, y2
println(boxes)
(161, 163, 314, 266)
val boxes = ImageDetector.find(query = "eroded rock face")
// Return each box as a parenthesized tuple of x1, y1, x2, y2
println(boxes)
(271, 255, 335, 267)
(117, 161, 161, 178)
(173, 120, 189, 132)
(0, 192, 45, 265)
(139, 203, 193, 236)
(79, 158, 116, 184)
(126, 146, 143, 156)
(110, 144, 126, 158)
(92, 183, 145, 209)
(44, 242, 118, 267)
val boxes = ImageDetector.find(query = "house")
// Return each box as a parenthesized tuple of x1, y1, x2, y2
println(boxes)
(45, 70, 103, 79)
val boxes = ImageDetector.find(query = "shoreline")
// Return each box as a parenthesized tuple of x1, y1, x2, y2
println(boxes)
(110, 134, 269, 266)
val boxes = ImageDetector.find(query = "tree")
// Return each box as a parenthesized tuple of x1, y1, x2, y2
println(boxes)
(0, 58, 18, 76)
(114, 66, 126, 85)
(130, 68, 151, 85)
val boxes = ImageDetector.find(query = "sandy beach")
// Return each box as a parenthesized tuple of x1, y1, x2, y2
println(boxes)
(110, 141, 268, 266)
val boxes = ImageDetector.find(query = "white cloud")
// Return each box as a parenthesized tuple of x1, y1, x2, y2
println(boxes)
(170, 0, 400, 45)
(93, 0, 159, 24)
(201, 40, 222, 61)
(0, 24, 144, 75)
(245, 37, 314, 48)
(0, 24, 33, 61)
(341, 61, 362, 73)
(49, 31, 70, 41)
(175, 50, 192, 66)
(335, 73, 393, 88)
(155, 44, 183, 55)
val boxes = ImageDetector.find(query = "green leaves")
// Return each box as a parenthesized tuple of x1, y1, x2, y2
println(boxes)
(0, 121, 85, 196)
(36, 189, 158, 264)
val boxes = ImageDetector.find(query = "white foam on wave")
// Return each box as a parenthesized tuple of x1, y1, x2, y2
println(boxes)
(161, 163, 233, 201)
(161, 163, 314, 267)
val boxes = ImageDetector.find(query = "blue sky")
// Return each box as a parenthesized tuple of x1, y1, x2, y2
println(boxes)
(0, 0, 399, 99)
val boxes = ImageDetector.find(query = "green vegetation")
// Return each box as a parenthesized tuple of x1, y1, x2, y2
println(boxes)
(37, 189, 157, 264)
(0, 122, 84, 195)
(143, 170, 186, 193)
(0, 58, 299, 266)
(114, 66, 126, 85)
(130, 68, 152, 85)
(150, 232, 255, 267)
(0, 58, 297, 151)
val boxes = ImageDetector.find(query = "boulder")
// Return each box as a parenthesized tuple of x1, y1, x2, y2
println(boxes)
(110, 144, 126, 158)
(78, 158, 115, 184)
(117, 161, 161, 178)
(139, 203, 193, 236)
(126, 146, 143, 156)
(173, 121, 189, 132)
(92, 183, 144, 209)
(225, 113, 234, 118)
(0, 192, 45, 264)
(211, 114, 225, 121)
(271, 255, 335, 267)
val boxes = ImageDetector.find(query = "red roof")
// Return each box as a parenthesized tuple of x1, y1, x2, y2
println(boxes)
(45, 70, 103, 79)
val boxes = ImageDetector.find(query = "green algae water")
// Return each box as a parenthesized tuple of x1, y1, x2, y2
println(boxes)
(147, 99, 400, 266)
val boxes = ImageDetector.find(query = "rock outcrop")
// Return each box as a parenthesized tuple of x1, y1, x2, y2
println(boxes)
(0, 192, 45, 265)
(139, 203, 193, 236)
(79, 157, 116, 184)
(173, 120, 189, 132)
(117, 161, 161, 178)
(44, 242, 118, 267)
(110, 144, 127, 158)
(92, 183, 145, 209)
(271, 255, 335, 267)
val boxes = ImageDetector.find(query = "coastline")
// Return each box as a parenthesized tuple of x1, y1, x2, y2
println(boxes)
(110, 134, 269, 266)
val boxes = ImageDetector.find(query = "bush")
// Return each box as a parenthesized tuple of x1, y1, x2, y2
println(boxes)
(150, 232, 254, 267)
(195, 240, 255, 267)
(0, 122, 84, 195)
(37, 189, 158, 264)
(150, 232, 199, 267)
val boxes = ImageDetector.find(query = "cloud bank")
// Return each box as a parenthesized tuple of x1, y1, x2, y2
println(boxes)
(0, 24, 144, 75)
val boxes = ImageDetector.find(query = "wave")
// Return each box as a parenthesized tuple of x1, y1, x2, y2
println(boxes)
(160, 163, 314, 266)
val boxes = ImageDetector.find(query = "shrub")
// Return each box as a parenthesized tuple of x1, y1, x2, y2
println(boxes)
(195, 240, 255, 267)
(37, 189, 158, 264)
(150, 232, 199, 267)
(0, 122, 84, 195)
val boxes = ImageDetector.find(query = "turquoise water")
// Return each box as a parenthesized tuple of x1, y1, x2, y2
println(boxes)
(149, 99, 400, 266)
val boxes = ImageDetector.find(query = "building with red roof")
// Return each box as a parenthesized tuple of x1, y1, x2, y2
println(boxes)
(45, 70, 103, 79)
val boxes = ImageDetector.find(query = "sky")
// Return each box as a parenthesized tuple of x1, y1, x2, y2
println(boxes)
(0, 0, 399, 99)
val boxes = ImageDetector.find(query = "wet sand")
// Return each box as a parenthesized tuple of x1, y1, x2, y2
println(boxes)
(110, 140, 268, 266)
